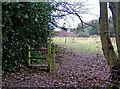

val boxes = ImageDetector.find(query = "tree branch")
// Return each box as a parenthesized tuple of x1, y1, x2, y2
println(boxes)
(50, 21, 68, 31)
(53, 8, 95, 28)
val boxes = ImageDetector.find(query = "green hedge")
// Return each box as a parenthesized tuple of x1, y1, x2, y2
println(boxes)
(2, 2, 52, 72)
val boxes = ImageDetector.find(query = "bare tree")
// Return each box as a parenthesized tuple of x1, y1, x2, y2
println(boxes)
(109, 2, 120, 60)
(99, 2, 120, 86)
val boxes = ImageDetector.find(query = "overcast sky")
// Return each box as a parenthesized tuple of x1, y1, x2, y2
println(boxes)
(55, 0, 100, 31)
(83, 0, 100, 21)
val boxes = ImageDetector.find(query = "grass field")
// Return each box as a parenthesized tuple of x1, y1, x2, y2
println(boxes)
(52, 36, 117, 54)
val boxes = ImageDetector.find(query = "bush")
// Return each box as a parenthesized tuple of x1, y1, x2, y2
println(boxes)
(2, 2, 52, 72)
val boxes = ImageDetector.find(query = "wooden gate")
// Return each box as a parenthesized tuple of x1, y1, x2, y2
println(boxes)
(26, 43, 55, 73)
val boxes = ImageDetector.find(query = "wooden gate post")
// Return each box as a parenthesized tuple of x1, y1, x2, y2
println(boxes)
(51, 44, 55, 74)
(47, 31, 51, 72)
(27, 45, 31, 65)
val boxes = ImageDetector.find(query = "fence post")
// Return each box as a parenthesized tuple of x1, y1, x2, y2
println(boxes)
(51, 44, 55, 74)
(27, 45, 31, 65)
(47, 31, 51, 72)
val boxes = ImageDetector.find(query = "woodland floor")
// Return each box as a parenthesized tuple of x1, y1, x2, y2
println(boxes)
(2, 45, 111, 88)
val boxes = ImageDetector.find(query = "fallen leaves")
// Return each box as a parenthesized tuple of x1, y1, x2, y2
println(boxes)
(2, 45, 111, 88)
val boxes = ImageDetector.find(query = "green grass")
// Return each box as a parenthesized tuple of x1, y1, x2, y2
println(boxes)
(52, 37, 117, 54)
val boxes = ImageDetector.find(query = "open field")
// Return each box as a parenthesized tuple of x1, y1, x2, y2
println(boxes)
(52, 36, 117, 54)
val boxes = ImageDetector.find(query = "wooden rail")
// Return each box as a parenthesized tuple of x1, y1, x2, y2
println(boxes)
(27, 44, 55, 73)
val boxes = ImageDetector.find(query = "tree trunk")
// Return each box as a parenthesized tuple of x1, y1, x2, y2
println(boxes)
(109, 2, 120, 85)
(99, 2, 119, 68)
(109, 2, 120, 61)
(118, 2, 120, 60)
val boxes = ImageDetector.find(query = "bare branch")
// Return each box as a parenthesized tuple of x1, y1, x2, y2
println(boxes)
(50, 21, 68, 30)
(50, 1, 95, 30)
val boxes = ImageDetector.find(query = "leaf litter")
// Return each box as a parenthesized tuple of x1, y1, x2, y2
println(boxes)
(2, 45, 111, 88)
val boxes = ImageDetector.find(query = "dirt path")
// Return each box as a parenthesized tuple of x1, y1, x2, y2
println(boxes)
(2, 46, 111, 88)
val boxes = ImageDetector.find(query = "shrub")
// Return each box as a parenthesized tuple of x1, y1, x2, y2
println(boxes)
(2, 2, 52, 72)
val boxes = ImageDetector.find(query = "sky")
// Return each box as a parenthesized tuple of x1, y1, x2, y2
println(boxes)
(83, 0, 100, 21)
(55, 0, 100, 31)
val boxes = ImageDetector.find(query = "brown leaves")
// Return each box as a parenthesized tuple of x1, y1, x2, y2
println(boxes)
(2, 46, 111, 88)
